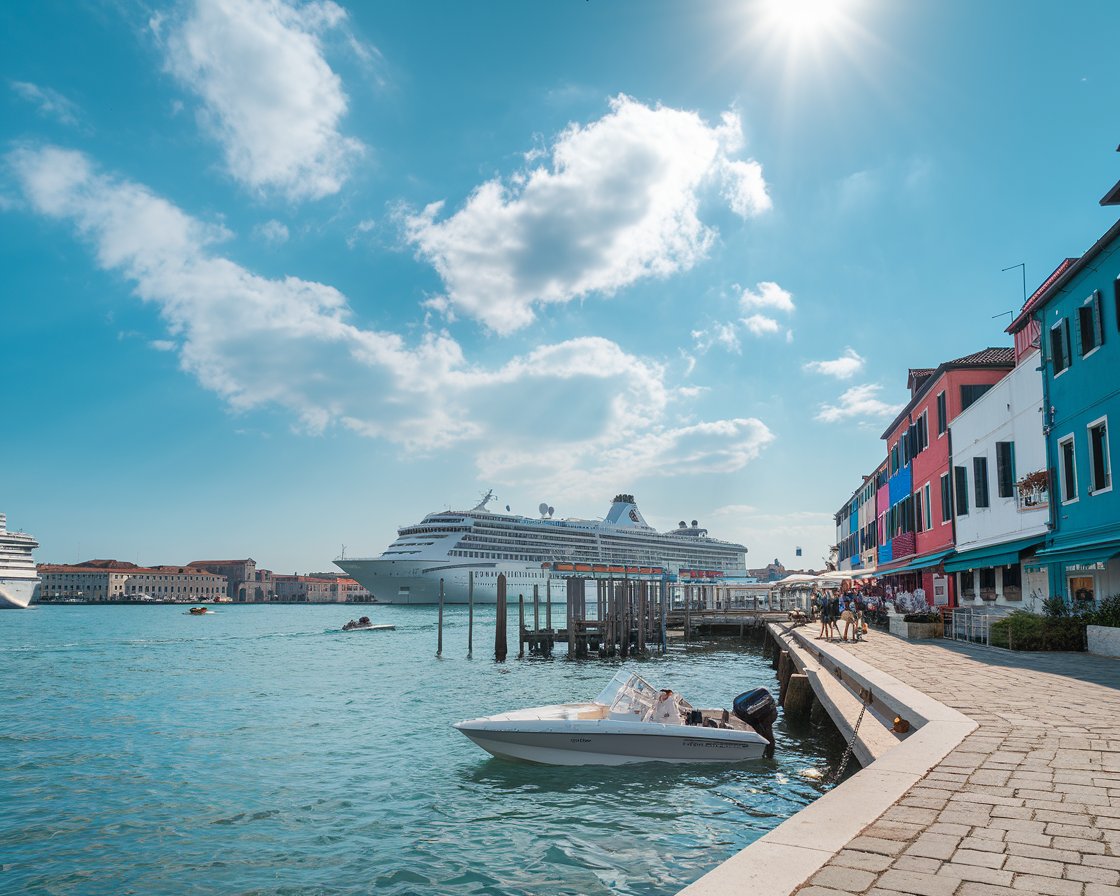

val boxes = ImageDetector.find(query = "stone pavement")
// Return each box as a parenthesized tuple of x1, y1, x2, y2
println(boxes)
(797, 635, 1120, 896)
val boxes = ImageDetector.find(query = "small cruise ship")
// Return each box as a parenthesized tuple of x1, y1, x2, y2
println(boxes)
(0, 513, 40, 609)
(335, 493, 747, 605)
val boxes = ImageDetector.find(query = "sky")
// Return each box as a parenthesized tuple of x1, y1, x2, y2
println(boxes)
(2, 0, 1119, 574)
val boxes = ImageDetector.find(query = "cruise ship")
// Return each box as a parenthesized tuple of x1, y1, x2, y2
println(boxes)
(335, 493, 747, 605)
(0, 513, 40, 609)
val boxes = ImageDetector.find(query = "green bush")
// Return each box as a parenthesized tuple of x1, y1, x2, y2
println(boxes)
(903, 612, 942, 623)
(1086, 595, 1120, 629)
(990, 610, 1085, 651)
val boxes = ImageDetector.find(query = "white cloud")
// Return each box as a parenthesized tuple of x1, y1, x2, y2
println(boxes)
(255, 219, 290, 244)
(150, 339, 177, 351)
(691, 322, 741, 354)
(739, 281, 793, 314)
(742, 313, 780, 336)
(10, 81, 80, 127)
(9, 145, 775, 493)
(162, 0, 365, 201)
(803, 347, 865, 379)
(815, 383, 903, 423)
(404, 95, 772, 334)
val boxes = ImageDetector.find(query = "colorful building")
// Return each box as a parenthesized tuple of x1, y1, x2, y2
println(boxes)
(877, 348, 1016, 606)
(944, 291, 1055, 611)
(1022, 213, 1120, 604)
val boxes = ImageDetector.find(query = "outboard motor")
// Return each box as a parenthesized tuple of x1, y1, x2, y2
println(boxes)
(733, 688, 778, 758)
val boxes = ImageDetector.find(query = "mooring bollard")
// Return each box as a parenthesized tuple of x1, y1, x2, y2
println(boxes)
(436, 578, 444, 657)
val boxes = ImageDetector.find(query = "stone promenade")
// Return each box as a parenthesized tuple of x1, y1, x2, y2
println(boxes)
(798, 634, 1120, 896)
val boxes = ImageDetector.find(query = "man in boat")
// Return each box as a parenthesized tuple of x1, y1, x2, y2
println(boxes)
(652, 689, 683, 725)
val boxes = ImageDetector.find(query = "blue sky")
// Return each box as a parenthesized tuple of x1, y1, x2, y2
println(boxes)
(3, 0, 1118, 573)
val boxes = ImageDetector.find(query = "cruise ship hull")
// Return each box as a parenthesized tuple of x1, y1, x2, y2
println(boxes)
(0, 577, 39, 610)
(336, 559, 559, 605)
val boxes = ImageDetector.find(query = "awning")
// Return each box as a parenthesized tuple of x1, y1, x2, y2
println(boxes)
(1026, 536, 1120, 569)
(880, 548, 956, 576)
(943, 536, 1045, 574)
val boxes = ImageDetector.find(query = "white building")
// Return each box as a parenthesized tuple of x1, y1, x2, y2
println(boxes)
(945, 346, 1050, 611)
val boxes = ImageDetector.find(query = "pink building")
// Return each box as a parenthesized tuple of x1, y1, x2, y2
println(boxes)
(878, 348, 1016, 606)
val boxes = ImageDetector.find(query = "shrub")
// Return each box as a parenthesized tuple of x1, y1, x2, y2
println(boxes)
(1086, 595, 1120, 629)
(990, 610, 1085, 651)
(903, 612, 942, 624)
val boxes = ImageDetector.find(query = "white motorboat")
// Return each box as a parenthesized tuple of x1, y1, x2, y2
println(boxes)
(341, 616, 395, 632)
(453, 671, 777, 766)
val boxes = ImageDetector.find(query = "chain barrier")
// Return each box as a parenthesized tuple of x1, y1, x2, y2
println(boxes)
(827, 685, 870, 786)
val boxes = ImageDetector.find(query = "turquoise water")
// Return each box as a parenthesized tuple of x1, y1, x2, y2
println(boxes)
(1, 605, 849, 896)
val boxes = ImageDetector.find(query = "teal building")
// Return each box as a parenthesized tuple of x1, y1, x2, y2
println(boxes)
(1025, 194, 1120, 604)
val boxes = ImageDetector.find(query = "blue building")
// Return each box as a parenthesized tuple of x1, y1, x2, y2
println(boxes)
(1024, 193, 1120, 604)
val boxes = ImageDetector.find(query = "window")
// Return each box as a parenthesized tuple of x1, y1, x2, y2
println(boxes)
(979, 568, 996, 590)
(1088, 418, 1111, 493)
(960, 569, 974, 594)
(936, 391, 946, 435)
(1077, 291, 1104, 356)
(1059, 436, 1078, 503)
(940, 473, 952, 523)
(974, 457, 990, 508)
(996, 441, 1015, 498)
(1003, 564, 1022, 590)
(1050, 319, 1071, 373)
(960, 383, 994, 411)
(915, 489, 924, 532)
(924, 482, 932, 530)
(954, 466, 969, 516)
(1115, 276, 1120, 333)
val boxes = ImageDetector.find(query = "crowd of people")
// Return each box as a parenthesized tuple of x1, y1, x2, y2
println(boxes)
(811, 587, 876, 642)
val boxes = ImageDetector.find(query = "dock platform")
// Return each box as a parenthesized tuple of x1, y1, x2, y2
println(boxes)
(680, 625, 1120, 896)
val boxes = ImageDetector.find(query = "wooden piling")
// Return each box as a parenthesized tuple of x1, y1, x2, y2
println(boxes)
(533, 583, 540, 635)
(437, 577, 444, 657)
(784, 674, 813, 719)
(518, 594, 526, 659)
(546, 577, 552, 631)
(495, 574, 507, 662)
(467, 570, 474, 658)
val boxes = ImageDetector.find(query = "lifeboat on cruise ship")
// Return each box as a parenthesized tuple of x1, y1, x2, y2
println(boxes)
(592, 564, 608, 573)
(608, 565, 624, 574)
(554, 563, 575, 572)
(574, 563, 592, 572)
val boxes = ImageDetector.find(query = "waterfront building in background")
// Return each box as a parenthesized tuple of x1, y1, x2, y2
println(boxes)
(1026, 209, 1120, 604)
(835, 463, 881, 574)
(944, 294, 1053, 612)
(0, 512, 40, 609)
(38, 560, 227, 602)
(877, 348, 1016, 606)
(187, 559, 275, 602)
(272, 573, 371, 602)
(336, 493, 750, 604)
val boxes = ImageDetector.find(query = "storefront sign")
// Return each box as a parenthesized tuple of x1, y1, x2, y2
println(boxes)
(932, 575, 949, 606)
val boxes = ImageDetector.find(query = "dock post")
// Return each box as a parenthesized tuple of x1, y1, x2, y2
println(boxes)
(437, 578, 444, 657)
(684, 584, 691, 642)
(533, 583, 540, 637)
(495, 574, 507, 662)
(546, 577, 552, 632)
(618, 577, 627, 663)
(660, 578, 667, 653)
(784, 673, 813, 719)
(467, 570, 474, 658)
(518, 594, 526, 659)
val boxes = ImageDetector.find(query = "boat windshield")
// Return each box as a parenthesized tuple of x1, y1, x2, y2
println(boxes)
(594, 671, 660, 717)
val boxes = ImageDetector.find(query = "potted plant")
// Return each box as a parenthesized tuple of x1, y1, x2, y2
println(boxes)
(1016, 470, 1049, 508)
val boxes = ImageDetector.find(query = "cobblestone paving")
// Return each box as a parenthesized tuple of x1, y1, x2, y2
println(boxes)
(797, 636, 1120, 896)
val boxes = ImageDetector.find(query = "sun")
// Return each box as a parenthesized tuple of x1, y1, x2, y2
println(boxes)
(757, 0, 851, 41)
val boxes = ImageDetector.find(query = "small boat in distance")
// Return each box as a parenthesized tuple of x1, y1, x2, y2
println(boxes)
(188, 606, 210, 615)
(342, 615, 395, 632)
(454, 671, 777, 766)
